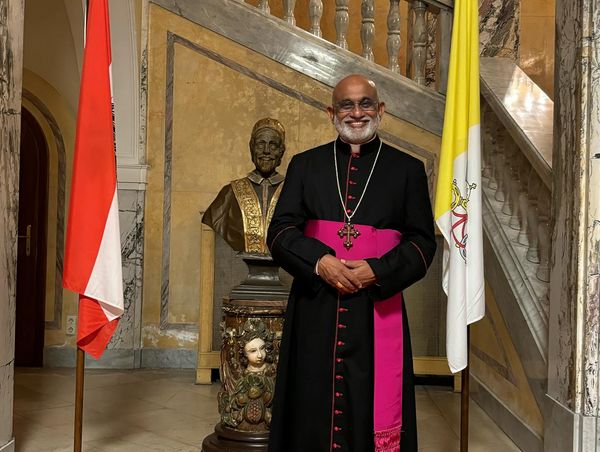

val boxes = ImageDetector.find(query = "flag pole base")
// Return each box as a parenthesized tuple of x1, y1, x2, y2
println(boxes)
(460, 325, 471, 452)
(74, 347, 85, 452)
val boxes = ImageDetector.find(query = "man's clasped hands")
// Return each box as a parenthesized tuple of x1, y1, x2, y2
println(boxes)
(317, 254, 377, 295)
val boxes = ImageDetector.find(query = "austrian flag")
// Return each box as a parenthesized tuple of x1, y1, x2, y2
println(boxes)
(63, 0, 124, 359)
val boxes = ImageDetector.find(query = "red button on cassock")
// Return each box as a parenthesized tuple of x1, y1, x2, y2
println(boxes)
(338, 307, 348, 313)
(338, 324, 347, 329)
(337, 341, 345, 346)
(350, 166, 358, 171)
(336, 358, 344, 363)
(334, 426, 343, 432)
(333, 443, 341, 449)
(335, 392, 343, 397)
(336, 375, 344, 380)
(349, 180, 357, 185)
(334, 409, 343, 415)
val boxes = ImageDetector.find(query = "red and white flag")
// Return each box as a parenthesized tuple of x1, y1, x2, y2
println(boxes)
(63, 0, 123, 359)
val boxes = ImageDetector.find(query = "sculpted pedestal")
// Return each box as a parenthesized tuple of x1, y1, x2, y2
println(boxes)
(201, 271, 287, 452)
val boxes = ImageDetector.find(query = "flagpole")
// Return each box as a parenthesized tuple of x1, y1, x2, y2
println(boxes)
(460, 325, 470, 452)
(74, 347, 85, 452)
(74, 4, 88, 450)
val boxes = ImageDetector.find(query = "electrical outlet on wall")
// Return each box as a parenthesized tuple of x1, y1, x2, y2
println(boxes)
(66, 315, 77, 336)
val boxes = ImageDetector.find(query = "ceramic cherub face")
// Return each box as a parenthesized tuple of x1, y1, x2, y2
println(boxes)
(243, 337, 267, 373)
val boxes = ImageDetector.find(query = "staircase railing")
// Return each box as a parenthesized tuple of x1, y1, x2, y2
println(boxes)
(241, 0, 453, 93)
(479, 57, 553, 356)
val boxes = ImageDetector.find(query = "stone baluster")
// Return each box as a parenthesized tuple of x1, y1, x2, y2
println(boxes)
(361, 0, 375, 61)
(335, 0, 350, 49)
(283, 0, 296, 26)
(500, 135, 515, 215)
(387, 0, 401, 72)
(411, 1, 427, 85)
(437, 9, 452, 94)
(309, 0, 323, 37)
(515, 155, 531, 245)
(486, 119, 500, 191)
(526, 170, 541, 263)
(258, 0, 270, 14)
(493, 128, 506, 202)
(536, 187, 551, 282)
(508, 148, 523, 230)
(481, 108, 494, 180)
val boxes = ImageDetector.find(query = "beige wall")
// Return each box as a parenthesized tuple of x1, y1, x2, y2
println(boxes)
(143, 4, 440, 351)
(519, 0, 555, 99)
(23, 0, 82, 115)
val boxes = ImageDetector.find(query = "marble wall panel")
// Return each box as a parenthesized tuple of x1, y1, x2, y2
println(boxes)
(479, 0, 519, 59)
(108, 189, 145, 350)
(0, 366, 14, 449)
(0, 0, 24, 447)
(547, 6, 600, 452)
(548, 0, 590, 412)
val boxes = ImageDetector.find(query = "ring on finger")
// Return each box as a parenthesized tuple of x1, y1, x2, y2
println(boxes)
(336, 281, 343, 289)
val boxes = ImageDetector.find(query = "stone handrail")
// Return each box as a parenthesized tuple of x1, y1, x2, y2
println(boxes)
(479, 57, 553, 356)
(242, 0, 453, 93)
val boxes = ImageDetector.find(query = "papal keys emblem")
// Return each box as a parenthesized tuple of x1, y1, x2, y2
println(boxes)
(450, 178, 477, 262)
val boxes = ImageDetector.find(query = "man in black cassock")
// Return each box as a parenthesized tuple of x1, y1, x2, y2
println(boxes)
(266, 75, 436, 452)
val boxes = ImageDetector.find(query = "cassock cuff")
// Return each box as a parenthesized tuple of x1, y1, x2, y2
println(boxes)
(365, 257, 385, 282)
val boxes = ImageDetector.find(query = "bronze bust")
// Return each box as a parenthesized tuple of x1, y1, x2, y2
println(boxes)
(202, 118, 286, 253)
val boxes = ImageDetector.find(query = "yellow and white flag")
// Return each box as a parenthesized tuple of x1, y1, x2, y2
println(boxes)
(435, 0, 485, 373)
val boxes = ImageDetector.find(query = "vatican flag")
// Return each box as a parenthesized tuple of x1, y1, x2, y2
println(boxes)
(434, 0, 485, 374)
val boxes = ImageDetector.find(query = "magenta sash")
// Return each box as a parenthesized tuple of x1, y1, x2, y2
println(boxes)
(305, 219, 403, 451)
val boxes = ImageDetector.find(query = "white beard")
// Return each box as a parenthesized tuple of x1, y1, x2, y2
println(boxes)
(334, 114, 380, 144)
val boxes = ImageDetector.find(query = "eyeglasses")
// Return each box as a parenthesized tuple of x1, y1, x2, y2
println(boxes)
(334, 99, 379, 113)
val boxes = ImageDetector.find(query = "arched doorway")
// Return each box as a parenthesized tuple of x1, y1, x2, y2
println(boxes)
(15, 107, 49, 367)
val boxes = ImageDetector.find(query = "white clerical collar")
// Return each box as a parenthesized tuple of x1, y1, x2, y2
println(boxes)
(337, 134, 380, 155)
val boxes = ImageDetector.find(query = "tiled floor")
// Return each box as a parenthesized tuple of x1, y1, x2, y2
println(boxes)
(13, 368, 520, 451)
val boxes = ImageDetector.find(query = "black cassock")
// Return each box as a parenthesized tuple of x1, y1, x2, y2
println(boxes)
(267, 136, 436, 452)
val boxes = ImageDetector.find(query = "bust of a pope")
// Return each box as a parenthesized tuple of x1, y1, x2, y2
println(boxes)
(202, 118, 286, 254)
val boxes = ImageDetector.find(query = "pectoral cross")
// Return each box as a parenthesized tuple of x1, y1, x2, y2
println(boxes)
(338, 221, 360, 250)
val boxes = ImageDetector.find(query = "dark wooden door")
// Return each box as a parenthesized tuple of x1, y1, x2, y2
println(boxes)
(15, 108, 49, 367)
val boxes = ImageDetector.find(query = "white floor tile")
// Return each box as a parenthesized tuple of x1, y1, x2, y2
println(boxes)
(13, 368, 521, 451)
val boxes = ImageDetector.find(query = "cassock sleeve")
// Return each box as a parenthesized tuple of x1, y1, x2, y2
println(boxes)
(267, 154, 334, 292)
(366, 160, 437, 299)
